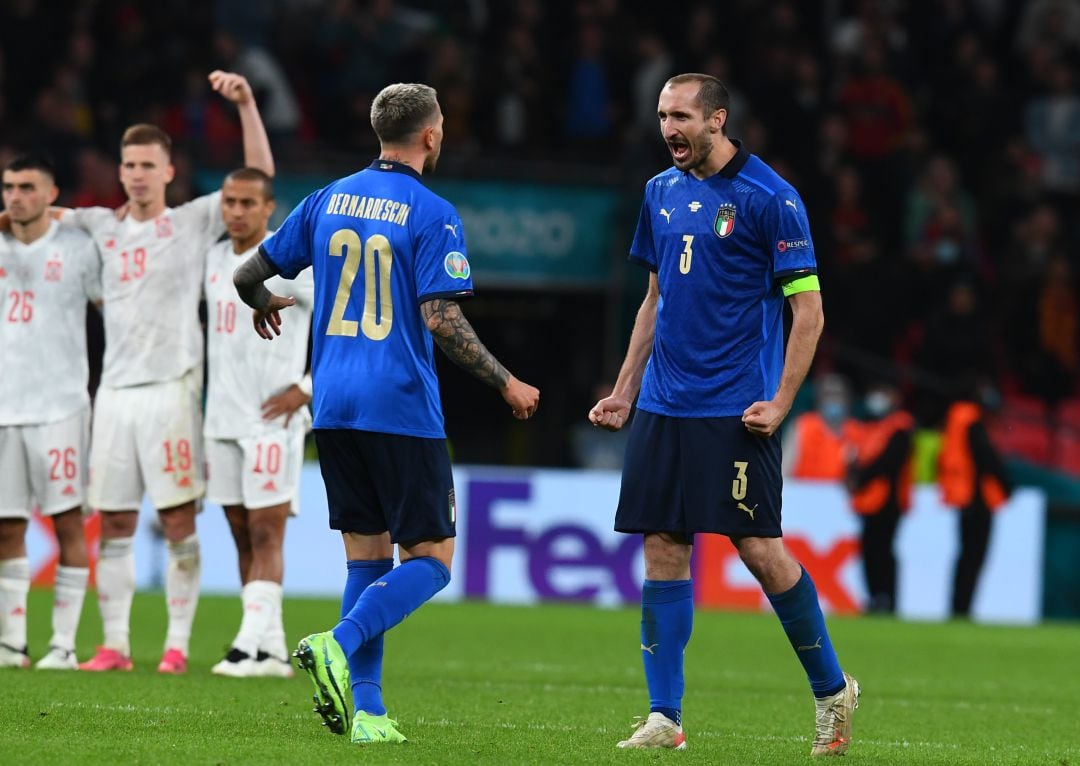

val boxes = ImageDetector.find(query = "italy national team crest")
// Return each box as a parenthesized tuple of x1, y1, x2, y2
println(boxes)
(714, 203, 736, 238)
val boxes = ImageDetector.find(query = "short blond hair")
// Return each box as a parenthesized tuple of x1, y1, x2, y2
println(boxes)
(370, 83, 439, 144)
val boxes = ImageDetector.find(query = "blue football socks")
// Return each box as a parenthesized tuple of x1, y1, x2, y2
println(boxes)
(340, 559, 393, 716)
(766, 567, 846, 698)
(641, 579, 693, 725)
(333, 556, 451, 660)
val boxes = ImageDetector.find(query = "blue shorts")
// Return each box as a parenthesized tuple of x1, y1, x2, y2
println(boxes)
(314, 429, 456, 544)
(615, 411, 783, 539)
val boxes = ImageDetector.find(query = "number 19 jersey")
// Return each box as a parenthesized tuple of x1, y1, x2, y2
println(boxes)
(260, 160, 473, 438)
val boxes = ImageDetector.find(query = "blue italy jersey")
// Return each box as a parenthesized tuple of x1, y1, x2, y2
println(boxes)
(630, 141, 817, 417)
(260, 160, 473, 438)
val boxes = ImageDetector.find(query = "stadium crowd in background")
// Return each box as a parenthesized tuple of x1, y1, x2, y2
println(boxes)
(0, 0, 1078, 464)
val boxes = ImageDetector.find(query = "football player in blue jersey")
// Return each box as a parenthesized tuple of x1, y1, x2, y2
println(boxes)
(233, 82, 540, 745)
(589, 73, 859, 756)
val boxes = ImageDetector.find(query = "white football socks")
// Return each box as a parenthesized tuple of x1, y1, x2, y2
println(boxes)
(96, 537, 135, 656)
(0, 557, 30, 650)
(234, 579, 282, 658)
(50, 565, 89, 652)
(164, 534, 200, 656)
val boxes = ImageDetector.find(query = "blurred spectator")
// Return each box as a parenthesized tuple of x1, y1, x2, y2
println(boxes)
(562, 22, 616, 148)
(916, 280, 996, 412)
(1024, 57, 1080, 200)
(904, 156, 977, 254)
(1016, 0, 1080, 56)
(214, 30, 301, 144)
(845, 381, 914, 615)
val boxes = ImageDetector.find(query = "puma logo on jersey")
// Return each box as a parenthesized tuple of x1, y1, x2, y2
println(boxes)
(444, 223, 459, 237)
(785, 199, 798, 211)
(797, 636, 823, 652)
(737, 502, 758, 520)
(660, 208, 673, 222)
(641, 643, 659, 655)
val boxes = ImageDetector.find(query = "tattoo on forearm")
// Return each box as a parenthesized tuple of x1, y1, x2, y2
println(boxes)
(421, 299, 510, 389)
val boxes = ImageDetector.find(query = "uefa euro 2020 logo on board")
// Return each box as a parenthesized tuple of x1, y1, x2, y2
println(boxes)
(444, 251, 471, 279)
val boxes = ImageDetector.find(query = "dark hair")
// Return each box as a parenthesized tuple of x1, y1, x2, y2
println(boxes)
(121, 123, 173, 157)
(665, 73, 731, 132)
(370, 83, 439, 144)
(5, 153, 57, 180)
(224, 167, 275, 200)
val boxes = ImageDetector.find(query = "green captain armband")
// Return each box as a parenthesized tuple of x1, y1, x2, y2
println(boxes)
(781, 274, 820, 297)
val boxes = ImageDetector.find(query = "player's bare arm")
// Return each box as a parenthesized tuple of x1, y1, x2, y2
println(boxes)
(589, 273, 659, 431)
(233, 249, 295, 339)
(209, 70, 275, 177)
(261, 383, 310, 426)
(420, 298, 540, 419)
(742, 288, 824, 437)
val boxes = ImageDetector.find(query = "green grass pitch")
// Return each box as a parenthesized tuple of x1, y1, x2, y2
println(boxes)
(1, 590, 1078, 764)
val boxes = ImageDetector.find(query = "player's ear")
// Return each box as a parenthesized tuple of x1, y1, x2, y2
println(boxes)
(265, 198, 277, 217)
(422, 124, 436, 151)
(712, 108, 728, 135)
(47, 184, 59, 205)
(164, 163, 176, 184)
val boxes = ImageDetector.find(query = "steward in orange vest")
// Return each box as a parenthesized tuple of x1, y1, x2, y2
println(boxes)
(939, 400, 1012, 617)
(846, 385, 914, 614)
(788, 412, 862, 480)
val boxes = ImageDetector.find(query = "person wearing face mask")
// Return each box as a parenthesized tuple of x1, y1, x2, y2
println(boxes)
(845, 382, 914, 615)
(783, 373, 861, 481)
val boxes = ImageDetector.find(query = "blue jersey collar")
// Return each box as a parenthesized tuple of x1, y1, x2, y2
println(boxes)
(368, 159, 423, 181)
(717, 138, 750, 179)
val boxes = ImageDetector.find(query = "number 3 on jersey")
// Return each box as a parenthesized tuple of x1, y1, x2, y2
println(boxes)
(680, 234, 693, 274)
(326, 229, 393, 340)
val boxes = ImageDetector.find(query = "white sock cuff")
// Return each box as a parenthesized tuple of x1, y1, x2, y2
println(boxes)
(55, 565, 89, 588)
(167, 533, 199, 560)
(0, 557, 31, 580)
(99, 537, 135, 559)
(247, 580, 283, 600)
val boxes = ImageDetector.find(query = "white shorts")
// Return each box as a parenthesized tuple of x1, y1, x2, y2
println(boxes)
(205, 426, 305, 514)
(89, 369, 205, 511)
(0, 406, 90, 518)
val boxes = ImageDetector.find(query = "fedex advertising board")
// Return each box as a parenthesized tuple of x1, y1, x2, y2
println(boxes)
(26, 467, 1044, 623)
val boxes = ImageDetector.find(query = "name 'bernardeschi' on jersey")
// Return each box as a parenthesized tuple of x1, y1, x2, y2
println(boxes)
(260, 160, 473, 439)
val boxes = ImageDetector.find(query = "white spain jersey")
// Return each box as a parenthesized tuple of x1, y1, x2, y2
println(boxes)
(0, 222, 102, 425)
(203, 235, 314, 439)
(67, 192, 225, 388)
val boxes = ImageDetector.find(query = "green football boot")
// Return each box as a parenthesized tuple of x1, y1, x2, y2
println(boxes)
(351, 711, 409, 744)
(293, 632, 351, 734)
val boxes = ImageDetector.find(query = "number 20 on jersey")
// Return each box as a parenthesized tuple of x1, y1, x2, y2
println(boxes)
(326, 229, 393, 341)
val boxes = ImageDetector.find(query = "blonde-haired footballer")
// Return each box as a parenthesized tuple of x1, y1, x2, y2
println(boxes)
(205, 168, 313, 678)
(60, 71, 275, 674)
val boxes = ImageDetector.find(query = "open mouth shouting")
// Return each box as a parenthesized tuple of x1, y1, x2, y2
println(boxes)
(668, 139, 691, 165)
